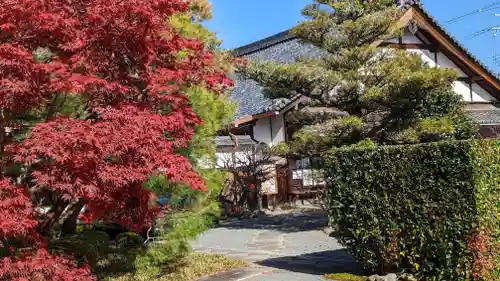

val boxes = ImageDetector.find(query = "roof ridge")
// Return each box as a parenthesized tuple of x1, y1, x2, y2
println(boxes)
(232, 30, 296, 57)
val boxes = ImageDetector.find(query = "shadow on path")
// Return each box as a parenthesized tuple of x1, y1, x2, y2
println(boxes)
(256, 249, 364, 276)
(218, 210, 328, 233)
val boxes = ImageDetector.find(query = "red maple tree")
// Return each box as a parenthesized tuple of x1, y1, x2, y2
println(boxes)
(0, 0, 231, 279)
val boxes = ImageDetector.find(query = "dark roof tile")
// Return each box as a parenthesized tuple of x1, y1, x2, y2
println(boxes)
(214, 135, 258, 147)
(467, 110, 500, 125)
(231, 38, 322, 119)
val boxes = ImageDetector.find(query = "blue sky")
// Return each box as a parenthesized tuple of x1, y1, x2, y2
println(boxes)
(204, 0, 500, 71)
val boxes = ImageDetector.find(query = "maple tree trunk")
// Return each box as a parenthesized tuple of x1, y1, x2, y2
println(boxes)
(38, 200, 69, 236)
(62, 199, 85, 235)
(0, 109, 5, 178)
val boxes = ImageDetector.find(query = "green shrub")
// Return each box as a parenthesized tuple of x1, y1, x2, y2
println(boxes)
(324, 140, 500, 280)
(116, 232, 145, 248)
(49, 230, 112, 267)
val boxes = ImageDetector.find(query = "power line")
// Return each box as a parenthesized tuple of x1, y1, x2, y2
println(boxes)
(464, 25, 497, 40)
(490, 53, 500, 61)
(445, 1, 500, 25)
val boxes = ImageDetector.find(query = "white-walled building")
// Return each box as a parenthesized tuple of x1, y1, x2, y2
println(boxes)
(218, 3, 500, 203)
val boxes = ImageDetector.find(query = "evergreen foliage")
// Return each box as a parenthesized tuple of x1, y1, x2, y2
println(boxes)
(238, 0, 477, 157)
(324, 140, 500, 280)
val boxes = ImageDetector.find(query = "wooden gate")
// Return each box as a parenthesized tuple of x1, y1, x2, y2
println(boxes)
(276, 164, 290, 203)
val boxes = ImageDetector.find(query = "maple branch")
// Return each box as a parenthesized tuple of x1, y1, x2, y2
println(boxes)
(0, 109, 5, 178)
(61, 199, 85, 235)
(38, 198, 70, 236)
(58, 199, 80, 224)
(143, 226, 153, 246)
(45, 94, 60, 121)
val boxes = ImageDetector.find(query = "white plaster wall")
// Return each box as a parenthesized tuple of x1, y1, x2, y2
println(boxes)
(216, 150, 253, 168)
(253, 117, 272, 144)
(270, 114, 285, 146)
(233, 151, 250, 166)
(385, 30, 423, 44)
(402, 31, 422, 44)
(398, 32, 495, 103)
(472, 83, 497, 102)
(436, 52, 467, 77)
(453, 81, 472, 102)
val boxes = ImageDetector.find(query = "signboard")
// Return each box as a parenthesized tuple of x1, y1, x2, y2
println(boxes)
(261, 165, 278, 195)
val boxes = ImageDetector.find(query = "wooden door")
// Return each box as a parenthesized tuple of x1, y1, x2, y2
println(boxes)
(276, 164, 289, 203)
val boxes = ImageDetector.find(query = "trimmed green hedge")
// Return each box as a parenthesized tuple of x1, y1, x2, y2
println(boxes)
(324, 140, 500, 280)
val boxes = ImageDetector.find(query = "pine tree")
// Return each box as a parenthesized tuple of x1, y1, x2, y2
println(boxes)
(238, 0, 477, 157)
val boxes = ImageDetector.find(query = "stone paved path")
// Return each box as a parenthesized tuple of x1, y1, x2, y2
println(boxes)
(193, 209, 361, 281)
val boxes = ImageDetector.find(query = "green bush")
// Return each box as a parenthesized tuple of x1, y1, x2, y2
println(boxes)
(324, 140, 500, 280)
(49, 230, 112, 267)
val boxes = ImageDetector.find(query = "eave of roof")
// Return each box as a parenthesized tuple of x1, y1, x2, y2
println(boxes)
(232, 95, 302, 127)
(215, 135, 258, 146)
(410, 5, 500, 98)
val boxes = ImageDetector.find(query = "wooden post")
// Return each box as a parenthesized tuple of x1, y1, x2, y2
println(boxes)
(286, 159, 295, 203)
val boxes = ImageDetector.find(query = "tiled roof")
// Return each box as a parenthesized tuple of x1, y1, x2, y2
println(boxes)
(466, 110, 500, 125)
(214, 135, 258, 147)
(233, 31, 296, 57)
(230, 37, 322, 119)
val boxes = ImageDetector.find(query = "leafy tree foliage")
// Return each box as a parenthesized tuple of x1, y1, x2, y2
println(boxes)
(324, 140, 500, 279)
(138, 3, 237, 267)
(239, 0, 477, 157)
(0, 248, 96, 281)
(217, 143, 275, 211)
(0, 0, 233, 279)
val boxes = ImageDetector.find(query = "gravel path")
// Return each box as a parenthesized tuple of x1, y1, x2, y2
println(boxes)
(193, 209, 361, 281)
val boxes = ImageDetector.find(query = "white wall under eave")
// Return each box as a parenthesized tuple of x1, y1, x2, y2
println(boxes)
(436, 52, 467, 77)
(216, 151, 233, 168)
(385, 30, 423, 44)
(402, 31, 422, 44)
(381, 28, 498, 103)
(453, 81, 472, 102)
(252, 114, 286, 146)
(253, 117, 272, 144)
(472, 83, 497, 102)
(271, 114, 285, 146)
(450, 81, 497, 103)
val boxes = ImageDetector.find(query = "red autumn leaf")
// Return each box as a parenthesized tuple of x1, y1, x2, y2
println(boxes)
(0, 249, 95, 281)
(0, 0, 233, 280)
(0, 179, 38, 240)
